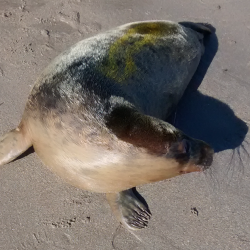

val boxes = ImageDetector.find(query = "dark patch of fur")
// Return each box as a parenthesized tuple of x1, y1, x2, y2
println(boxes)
(28, 55, 129, 118)
(106, 105, 179, 155)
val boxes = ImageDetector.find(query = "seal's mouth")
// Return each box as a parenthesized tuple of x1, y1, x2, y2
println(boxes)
(179, 161, 212, 174)
(179, 164, 203, 174)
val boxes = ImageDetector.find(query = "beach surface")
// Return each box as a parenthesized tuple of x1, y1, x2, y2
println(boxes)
(0, 0, 249, 249)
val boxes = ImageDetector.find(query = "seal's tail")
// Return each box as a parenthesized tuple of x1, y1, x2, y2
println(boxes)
(0, 124, 32, 166)
(179, 22, 215, 36)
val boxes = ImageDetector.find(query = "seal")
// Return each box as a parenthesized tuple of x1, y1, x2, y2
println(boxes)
(0, 20, 214, 230)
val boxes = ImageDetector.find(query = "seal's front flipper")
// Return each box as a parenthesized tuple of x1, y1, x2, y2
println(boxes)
(106, 189, 151, 230)
(0, 125, 32, 166)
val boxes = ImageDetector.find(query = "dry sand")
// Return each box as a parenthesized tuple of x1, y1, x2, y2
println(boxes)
(0, 0, 250, 249)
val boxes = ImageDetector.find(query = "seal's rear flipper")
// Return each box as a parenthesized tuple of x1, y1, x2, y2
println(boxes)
(106, 189, 151, 230)
(0, 126, 32, 166)
(179, 22, 215, 36)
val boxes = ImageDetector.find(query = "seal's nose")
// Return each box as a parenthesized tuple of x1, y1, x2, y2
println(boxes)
(198, 144, 214, 169)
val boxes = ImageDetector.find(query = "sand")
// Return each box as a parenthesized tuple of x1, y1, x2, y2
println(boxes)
(0, 0, 250, 249)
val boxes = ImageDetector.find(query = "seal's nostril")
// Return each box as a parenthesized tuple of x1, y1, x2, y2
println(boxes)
(205, 156, 213, 167)
(202, 153, 213, 168)
(196, 143, 214, 168)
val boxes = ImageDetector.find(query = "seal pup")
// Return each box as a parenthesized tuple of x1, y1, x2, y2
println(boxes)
(0, 20, 214, 230)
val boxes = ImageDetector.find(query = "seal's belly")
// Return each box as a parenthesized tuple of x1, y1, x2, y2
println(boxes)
(27, 118, 181, 193)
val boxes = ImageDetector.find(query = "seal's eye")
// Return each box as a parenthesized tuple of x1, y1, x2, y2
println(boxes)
(176, 139, 190, 155)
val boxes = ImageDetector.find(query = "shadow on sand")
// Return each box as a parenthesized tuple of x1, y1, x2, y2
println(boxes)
(168, 27, 248, 153)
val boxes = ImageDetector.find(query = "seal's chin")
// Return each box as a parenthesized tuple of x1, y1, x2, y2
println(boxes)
(179, 162, 211, 174)
(179, 164, 203, 174)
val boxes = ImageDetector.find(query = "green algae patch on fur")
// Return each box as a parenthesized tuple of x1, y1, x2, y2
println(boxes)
(130, 22, 179, 36)
(101, 22, 179, 83)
